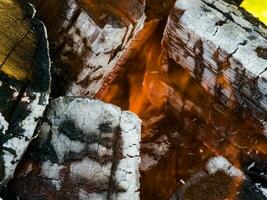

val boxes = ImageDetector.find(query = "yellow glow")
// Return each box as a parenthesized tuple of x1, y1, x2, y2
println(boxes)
(241, 0, 267, 25)
(0, 0, 12, 4)
(0, 64, 31, 81)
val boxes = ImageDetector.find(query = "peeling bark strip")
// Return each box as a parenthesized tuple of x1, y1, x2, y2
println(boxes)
(163, 0, 267, 119)
(6, 97, 141, 200)
(30, 0, 146, 97)
(0, 2, 51, 187)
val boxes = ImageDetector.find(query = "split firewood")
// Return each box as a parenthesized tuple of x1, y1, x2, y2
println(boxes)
(5, 97, 141, 200)
(29, 0, 147, 98)
(0, 1, 51, 187)
(162, 0, 267, 119)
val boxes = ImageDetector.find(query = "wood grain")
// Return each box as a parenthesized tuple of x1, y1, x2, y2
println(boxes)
(163, 0, 267, 120)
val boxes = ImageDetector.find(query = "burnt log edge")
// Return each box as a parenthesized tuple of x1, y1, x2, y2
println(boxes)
(0, 1, 51, 188)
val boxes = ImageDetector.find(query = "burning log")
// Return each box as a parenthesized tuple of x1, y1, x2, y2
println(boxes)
(30, 0, 146, 97)
(0, 1, 50, 187)
(167, 60, 267, 186)
(99, 22, 267, 198)
(2, 0, 266, 198)
(5, 97, 141, 199)
(171, 156, 267, 200)
(162, 0, 267, 119)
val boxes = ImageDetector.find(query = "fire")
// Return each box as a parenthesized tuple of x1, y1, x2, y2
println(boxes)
(129, 73, 148, 115)
(101, 85, 120, 103)
(100, 20, 267, 200)
(100, 31, 171, 116)
(129, 43, 171, 115)
(103, 35, 169, 115)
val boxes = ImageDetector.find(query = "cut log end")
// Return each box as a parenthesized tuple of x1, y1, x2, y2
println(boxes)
(162, 0, 267, 120)
(5, 97, 141, 200)
(30, 0, 147, 98)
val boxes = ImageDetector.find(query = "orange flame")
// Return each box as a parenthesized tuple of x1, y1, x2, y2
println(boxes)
(100, 25, 267, 200)
(128, 41, 170, 115)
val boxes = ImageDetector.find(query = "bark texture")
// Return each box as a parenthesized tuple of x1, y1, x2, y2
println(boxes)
(163, 0, 267, 119)
(6, 97, 141, 200)
(0, 1, 51, 187)
(30, 0, 146, 97)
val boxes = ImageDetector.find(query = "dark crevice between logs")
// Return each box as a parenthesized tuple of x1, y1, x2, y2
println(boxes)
(256, 47, 267, 60)
(1, 0, 266, 199)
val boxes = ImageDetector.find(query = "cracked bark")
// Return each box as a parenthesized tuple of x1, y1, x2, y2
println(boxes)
(5, 97, 141, 200)
(162, 0, 267, 120)
(0, 1, 51, 187)
(29, 0, 147, 98)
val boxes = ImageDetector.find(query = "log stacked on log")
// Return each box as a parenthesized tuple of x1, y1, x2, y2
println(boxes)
(100, 23, 266, 198)
(5, 97, 141, 200)
(0, 0, 267, 199)
(30, 0, 146, 97)
(140, 62, 267, 199)
(99, 26, 267, 199)
(0, 1, 51, 187)
(162, 0, 267, 119)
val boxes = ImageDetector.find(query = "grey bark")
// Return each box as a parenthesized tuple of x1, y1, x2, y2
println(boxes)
(162, 0, 267, 120)
(31, 0, 146, 98)
(6, 97, 141, 200)
(0, 2, 51, 187)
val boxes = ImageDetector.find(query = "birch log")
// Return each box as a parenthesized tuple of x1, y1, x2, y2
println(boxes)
(0, 1, 51, 187)
(163, 0, 267, 119)
(30, 0, 146, 97)
(6, 97, 141, 200)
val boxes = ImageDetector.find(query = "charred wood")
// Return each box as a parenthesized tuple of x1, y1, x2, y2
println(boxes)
(163, 0, 267, 120)
(171, 156, 267, 200)
(5, 97, 141, 200)
(30, 0, 147, 98)
(0, 1, 51, 187)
